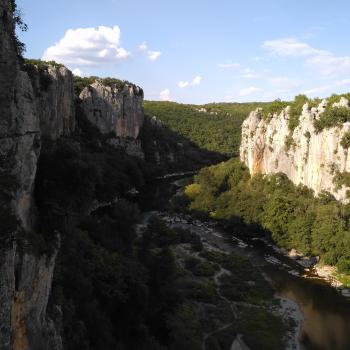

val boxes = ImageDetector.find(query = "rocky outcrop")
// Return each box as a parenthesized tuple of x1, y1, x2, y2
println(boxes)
(240, 98, 350, 202)
(27, 65, 75, 140)
(10, 242, 62, 350)
(79, 80, 144, 138)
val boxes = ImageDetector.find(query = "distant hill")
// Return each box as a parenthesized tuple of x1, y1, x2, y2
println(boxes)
(144, 101, 262, 156)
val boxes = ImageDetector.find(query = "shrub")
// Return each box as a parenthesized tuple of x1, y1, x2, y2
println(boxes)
(340, 131, 350, 149)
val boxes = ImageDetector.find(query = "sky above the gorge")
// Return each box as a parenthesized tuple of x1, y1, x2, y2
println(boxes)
(17, 0, 350, 104)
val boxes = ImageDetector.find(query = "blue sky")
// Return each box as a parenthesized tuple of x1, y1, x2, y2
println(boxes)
(16, 0, 350, 104)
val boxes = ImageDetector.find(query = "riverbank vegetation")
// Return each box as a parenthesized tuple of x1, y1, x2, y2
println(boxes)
(185, 159, 350, 274)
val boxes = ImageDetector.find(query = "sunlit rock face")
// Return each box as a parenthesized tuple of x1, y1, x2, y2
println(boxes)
(240, 98, 350, 202)
(79, 80, 144, 139)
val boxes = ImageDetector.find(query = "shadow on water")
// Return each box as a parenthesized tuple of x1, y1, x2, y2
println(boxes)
(265, 266, 350, 350)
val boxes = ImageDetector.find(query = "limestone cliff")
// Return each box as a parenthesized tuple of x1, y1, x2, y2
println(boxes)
(79, 80, 144, 138)
(26, 64, 76, 140)
(0, 1, 67, 348)
(240, 97, 350, 202)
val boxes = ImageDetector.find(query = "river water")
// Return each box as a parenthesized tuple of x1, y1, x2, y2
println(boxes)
(138, 176, 350, 350)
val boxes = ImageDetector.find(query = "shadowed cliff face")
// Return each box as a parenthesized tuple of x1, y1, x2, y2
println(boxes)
(79, 80, 144, 139)
(0, 1, 69, 349)
(240, 98, 350, 203)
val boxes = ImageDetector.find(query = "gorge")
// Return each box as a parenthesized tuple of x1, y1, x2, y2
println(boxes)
(2, 0, 350, 349)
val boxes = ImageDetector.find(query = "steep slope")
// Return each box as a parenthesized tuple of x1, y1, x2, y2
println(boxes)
(240, 97, 350, 202)
(0, 1, 67, 348)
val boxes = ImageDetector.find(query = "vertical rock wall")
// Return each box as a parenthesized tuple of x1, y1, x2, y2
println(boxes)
(79, 80, 144, 139)
(240, 98, 350, 202)
(0, 1, 68, 348)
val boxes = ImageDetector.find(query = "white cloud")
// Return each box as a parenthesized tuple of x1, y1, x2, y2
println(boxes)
(160, 88, 171, 101)
(192, 76, 202, 85)
(252, 56, 262, 62)
(303, 85, 332, 96)
(241, 68, 259, 79)
(335, 79, 350, 87)
(72, 68, 83, 76)
(178, 81, 189, 88)
(43, 25, 131, 67)
(178, 75, 202, 88)
(218, 62, 241, 69)
(238, 86, 262, 97)
(139, 41, 147, 52)
(262, 38, 319, 57)
(262, 37, 350, 76)
(148, 50, 162, 61)
(116, 48, 130, 59)
(302, 79, 350, 97)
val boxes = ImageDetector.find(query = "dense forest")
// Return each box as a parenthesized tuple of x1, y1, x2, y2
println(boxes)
(185, 159, 350, 279)
(144, 101, 261, 156)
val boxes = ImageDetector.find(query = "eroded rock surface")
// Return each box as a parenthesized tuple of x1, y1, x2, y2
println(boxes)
(240, 98, 350, 202)
(0, 1, 63, 348)
(79, 80, 144, 138)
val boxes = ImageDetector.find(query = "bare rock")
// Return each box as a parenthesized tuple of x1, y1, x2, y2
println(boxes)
(79, 80, 144, 138)
(240, 97, 350, 203)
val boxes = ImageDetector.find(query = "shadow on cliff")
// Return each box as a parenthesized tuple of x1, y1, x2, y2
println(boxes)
(139, 115, 228, 173)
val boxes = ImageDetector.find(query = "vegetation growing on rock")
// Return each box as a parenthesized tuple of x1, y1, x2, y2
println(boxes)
(73, 75, 136, 96)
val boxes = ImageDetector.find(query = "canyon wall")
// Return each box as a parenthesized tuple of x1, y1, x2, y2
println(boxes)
(79, 81, 144, 138)
(0, 1, 65, 349)
(0, 1, 145, 348)
(240, 98, 350, 202)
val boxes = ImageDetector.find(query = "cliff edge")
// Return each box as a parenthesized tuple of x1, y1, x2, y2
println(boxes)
(240, 96, 350, 202)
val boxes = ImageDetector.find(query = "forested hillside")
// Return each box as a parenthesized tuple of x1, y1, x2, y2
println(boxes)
(144, 101, 262, 156)
(185, 159, 350, 279)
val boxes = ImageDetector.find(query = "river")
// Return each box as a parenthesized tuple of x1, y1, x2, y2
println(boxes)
(137, 175, 350, 350)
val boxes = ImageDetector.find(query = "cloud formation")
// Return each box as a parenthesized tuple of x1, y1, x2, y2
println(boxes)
(263, 38, 350, 76)
(160, 89, 171, 101)
(148, 51, 162, 61)
(43, 25, 131, 66)
(138, 42, 162, 61)
(178, 75, 202, 88)
(72, 68, 83, 76)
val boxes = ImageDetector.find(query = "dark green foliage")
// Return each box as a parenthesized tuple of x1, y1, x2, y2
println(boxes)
(73, 76, 136, 96)
(333, 171, 350, 191)
(186, 159, 350, 273)
(314, 106, 350, 132)
(24, 58, 64, 69)
(284, 134, 295, 151)
(144, 101, 260, 156)
(260, 99, 288, 121)
(10, 0, 28, 57)
(167, 303, 202, 350)
(237, 308, 287, 350)
(341, 131, 350, 149)
(140, 115, 226, 173)
(34, 134, 188, 349)
(23, 59, 65, 91)
(261, 95, 319, 131)
(184, 257, 219, 277)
